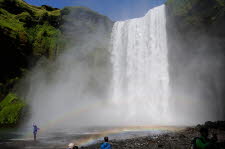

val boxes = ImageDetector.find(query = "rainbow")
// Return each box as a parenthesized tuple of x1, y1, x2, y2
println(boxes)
(73, 126, 184, 146)
(22, 100, 106, 139)
(22, 100, 185, 147)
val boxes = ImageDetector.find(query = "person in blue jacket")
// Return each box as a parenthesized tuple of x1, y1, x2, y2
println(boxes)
(33, 123, 40, 141)
(100, 136, 112, 149)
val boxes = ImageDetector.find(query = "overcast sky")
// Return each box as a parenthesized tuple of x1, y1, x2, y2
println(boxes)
(24, 0, 166, 21)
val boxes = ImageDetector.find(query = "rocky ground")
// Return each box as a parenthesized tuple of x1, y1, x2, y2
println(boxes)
(1, 121, 225, 149)
(84, 121, 225, 149)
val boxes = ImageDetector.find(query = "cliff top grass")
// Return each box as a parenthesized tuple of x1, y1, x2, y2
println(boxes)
(0, 0, 61, 38)
(0, 8, 25, 40)
(0, 0, 60, 17)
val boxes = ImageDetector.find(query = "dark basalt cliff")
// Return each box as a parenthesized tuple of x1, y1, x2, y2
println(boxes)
(166, 0, 225, 120)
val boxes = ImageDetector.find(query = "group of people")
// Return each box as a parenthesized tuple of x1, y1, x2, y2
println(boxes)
(65, 129, 219, 149)
(67, 137, 112, 149)
(32, 124, 218, 149)
(192, 127, 218, 149)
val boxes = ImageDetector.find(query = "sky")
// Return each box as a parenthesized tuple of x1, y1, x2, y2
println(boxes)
(24, 0, 166, 21)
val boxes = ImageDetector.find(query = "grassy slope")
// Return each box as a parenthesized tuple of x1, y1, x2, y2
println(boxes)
(0, 0, 61, 57)
(0, 0, 113, 127)
(0, 0, 61, 99)
(0, 0, 61, 126)
(0, 93, 25, 126)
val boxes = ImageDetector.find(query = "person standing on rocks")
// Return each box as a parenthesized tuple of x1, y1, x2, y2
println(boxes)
(100, 136, 112, 149)
(32, 123, 40, 141)
(194, 127, 217, 149)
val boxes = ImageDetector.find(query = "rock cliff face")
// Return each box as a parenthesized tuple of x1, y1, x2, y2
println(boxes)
(166, 0, 225, 29)
(0, 0, 113, 98)
(0, 0, 61, 99)
(0, 0, 113, 126)
(166, 0, 225, 120)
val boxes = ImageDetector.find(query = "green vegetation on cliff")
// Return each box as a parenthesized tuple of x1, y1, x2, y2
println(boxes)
(166, 0, 225, 119)
(0, 0, 113, 127)
(0, 93, 25, 126)
(166, 0, 225, 27)
(32, 24, 60, 58)
(0, 0, 63, 127)
(0, 0, 62, 100)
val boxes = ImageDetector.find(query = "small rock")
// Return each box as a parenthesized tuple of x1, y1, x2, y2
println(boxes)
(158, 144, 164, 148)
(179, 134, 186, 139)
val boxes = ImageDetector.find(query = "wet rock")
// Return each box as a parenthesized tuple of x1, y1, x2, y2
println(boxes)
(158, 144, 164, 148)
(205, 121, 218, 129)
(196, 124, 202, 129)
(179, 134, 186, 139)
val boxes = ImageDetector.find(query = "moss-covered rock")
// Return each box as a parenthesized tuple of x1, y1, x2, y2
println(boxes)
(32, 24, 60, 58)
(0, 93, 25, 127)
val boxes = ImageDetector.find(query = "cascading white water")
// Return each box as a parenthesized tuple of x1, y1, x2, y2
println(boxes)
(22, 4, 172, 131)
(110, 5, 170, 124)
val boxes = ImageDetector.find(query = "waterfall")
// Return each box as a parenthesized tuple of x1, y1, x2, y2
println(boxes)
(110, 5, 170, 124)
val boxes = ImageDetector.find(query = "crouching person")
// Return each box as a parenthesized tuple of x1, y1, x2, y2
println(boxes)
(100, 136, 112, 149)
(67, 143, 79, 149)
(193, 127, 218, 149)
